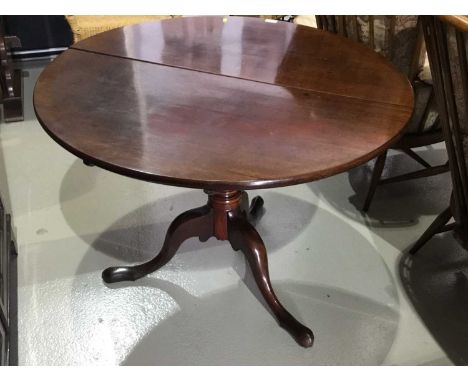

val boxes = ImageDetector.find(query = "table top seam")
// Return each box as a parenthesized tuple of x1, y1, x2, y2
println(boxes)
(69, 46, 413, 111)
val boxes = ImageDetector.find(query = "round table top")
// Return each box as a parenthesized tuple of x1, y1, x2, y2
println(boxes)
(34, 16, 414, 190)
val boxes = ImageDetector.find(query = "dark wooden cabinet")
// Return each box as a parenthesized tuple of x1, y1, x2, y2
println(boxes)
(0, 197, 16, 366)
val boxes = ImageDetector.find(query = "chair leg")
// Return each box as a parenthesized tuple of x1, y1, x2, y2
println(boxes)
(402, 148, 431, 169)
(409, 207, 452, 255)
(378, 163, 449, 185)
(363, 151, 387, 212)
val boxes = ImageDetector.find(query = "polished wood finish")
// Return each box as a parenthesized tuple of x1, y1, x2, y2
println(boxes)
(227, 195, 313, 348)
(33, 16, 414, 348)
(103, 191, 314, 348)
(102, 203, 213, 283)
(71, 16, 412, 106)
(34, 17, 413, 191)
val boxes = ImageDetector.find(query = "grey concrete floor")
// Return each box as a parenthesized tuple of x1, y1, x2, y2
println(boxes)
(400, 232, 468, 365)
(0, 59, 455, 365)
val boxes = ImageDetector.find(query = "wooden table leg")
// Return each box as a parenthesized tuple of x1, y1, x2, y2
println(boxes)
(102, 204, 213, 283)
(102, 190, 314, 348)
(228, 213, 314, 348)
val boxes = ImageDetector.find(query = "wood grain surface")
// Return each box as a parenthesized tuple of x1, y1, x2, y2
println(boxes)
(34, 16, 414, 190)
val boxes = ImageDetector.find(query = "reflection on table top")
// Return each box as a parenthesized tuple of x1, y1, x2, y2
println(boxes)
(34, 16, 414, 190)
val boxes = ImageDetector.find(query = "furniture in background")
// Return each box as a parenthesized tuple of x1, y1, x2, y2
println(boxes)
(2, 15, 73, 123)
(0, 196, 17, 366)
(0, 16, 23, 123)
(0, 19, 18, 357)
(65, 15, 179, 43)
(294, 15, 316, 28)
(3, 15, 76, 366)
(1, 19, 21, 363)
(34, 16, 413, 349)
(410, 16, 468, 254)
(3, 16, 72, 60)
(64, 15, 294, 44)
(315, 16, 448, 212)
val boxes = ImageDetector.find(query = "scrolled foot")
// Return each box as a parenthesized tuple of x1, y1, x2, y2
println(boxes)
(281, 319, 314, 348)
(102, 205, 212, 284)
(239, 192, 265, 224)
(102, 266, 144, 283)
(198, 230, 211, 242)
(228, 216, 314, 348)
(249, 196, 265, 222)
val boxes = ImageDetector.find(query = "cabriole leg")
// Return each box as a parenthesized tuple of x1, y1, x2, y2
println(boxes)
(228, 213, 314, 348)
(102, 204, 212, 283)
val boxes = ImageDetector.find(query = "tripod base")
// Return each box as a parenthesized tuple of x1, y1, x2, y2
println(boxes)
(103, 190, 314, 348)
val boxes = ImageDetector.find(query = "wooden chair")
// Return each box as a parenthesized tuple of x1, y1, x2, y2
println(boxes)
(315, 16, 448, 212)
(410, 16, 468, 254)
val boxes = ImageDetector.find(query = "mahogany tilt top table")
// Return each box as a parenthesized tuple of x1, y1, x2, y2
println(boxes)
(33, 16, 414, 348)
